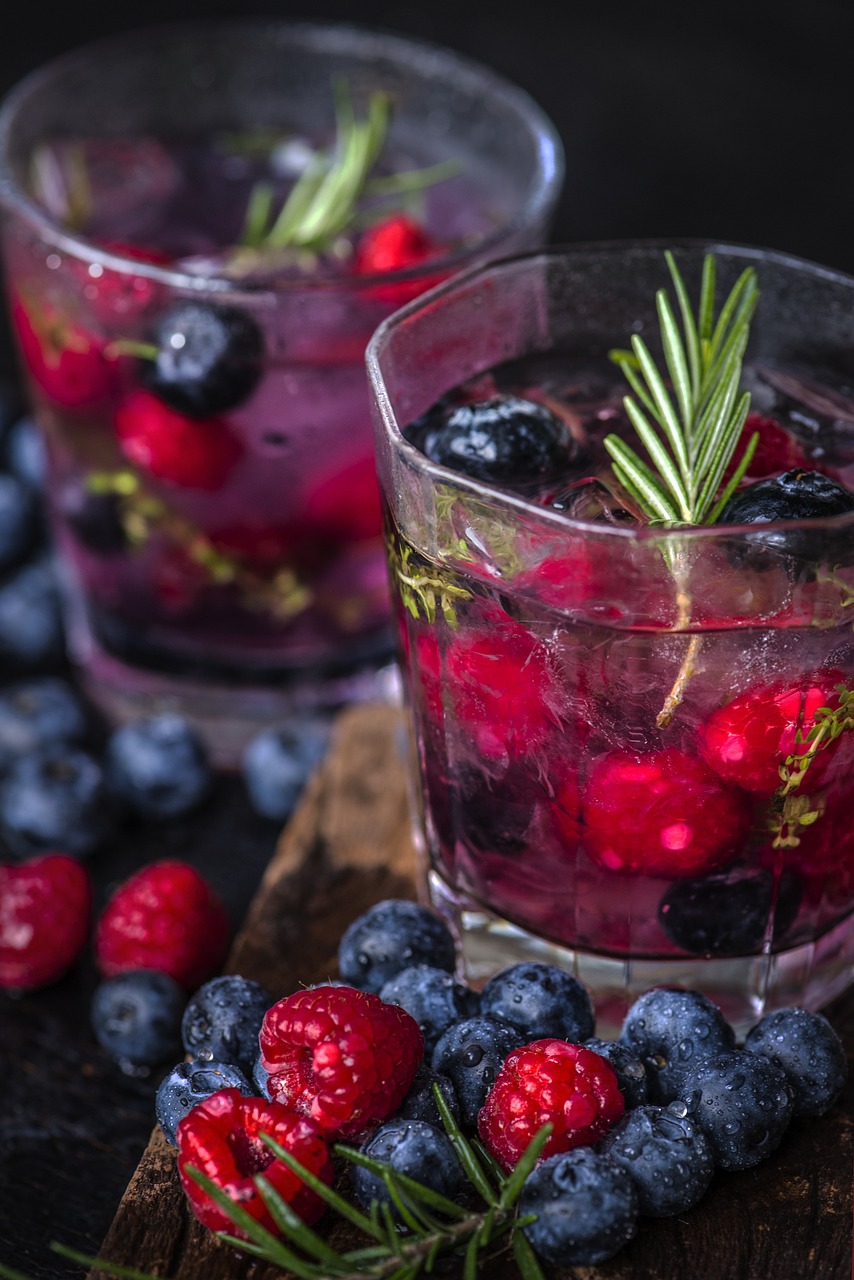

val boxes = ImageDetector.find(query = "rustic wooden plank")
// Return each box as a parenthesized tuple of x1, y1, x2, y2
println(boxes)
(91, 702, 854, 1280)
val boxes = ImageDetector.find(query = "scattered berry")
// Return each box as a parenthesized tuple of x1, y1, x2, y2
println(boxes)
(478, 1038, 625, 1171)
(91, 969, 187, 1069)
(95, 859, 230, 990)
(156, 1058, 255, 1145)
(479, 961, 595, 1044)
(620, 988, 736, 1104)
(0, 745, 114, 858)
(658, 864, 802, 956)
(181, 974, 273, 1073)
(115, 388, 244, 490)
(176, 1087, 333, 1236)
(416, 395, 575, 490)
(337, 898, 456, 994)
(0, 677, 89, 774)
(598, 1102, 715, 1216)
(379, 963, 480, 1056)
(581, 748, 751, 878)
(520, 1147, 639, 1267)
(0, 472, 40, 573)
(241, 718, 331, 821)
(584, 1038, 649, 1110)
(682, 1048, 794, 1171)
(5, 415, 47, 491)
(103, 713, 213, 820)
(0, 853, 91, 990)
(743, 1006, 848, 1117)
(430, 1015, 526, 1130)
(0, 557, 66, 673)
(396, 1062, 461, 1129)
(352, 1118, 465, 1216)
(141, 300, 264, 417)
(259, 984, 423, 1139)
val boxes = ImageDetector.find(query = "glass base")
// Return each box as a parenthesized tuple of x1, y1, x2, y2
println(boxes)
(72, 635, 402, 770)
(427, 869, 854, 1039)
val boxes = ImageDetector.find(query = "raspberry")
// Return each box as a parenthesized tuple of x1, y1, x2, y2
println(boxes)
(0, 853, 91, 990)
(581, 748, 751, 878)
(305, 455, 384, 544)
(11, 296, 115, 409)
(94, 858, 230, 990)
(115, 388, 244, 490)
(176, 1087, 333, 1236)
(697, 671, 849, 795)
(445, 616, 562, 760)
(259, 984, 423, 1139)
(478, 1039, 625, 1172)
(722, 412, 808, 484)
(354, 213, 445, 304)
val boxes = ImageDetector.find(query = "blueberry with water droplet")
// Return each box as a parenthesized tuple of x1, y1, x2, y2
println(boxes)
(658, 865, 801, 956)
(337, 898, 457, 994)
(682, 1048, 794, 1171)
(620, 987, 736, 1104)
(598, 1102, 715, 1216)
(142, 300, 264, 417)
(479, 961, 595, 1043)
(585, 1038, 649, 1110)
(744, 1006, 848, 1117)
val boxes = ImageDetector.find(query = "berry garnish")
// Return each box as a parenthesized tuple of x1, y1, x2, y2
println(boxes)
(351, 1117, 465, 1217)
(0, 676, 89, 774)
(598, 1103, 715, 1217)
(176, 1087, 334, 1236)
(581, 747, 751, 878)
(379, 963, 480, 1056)
(180, 974, 274, 1074)
(682, 1049, 794, 1171)
(0, 744, 115, 859)
(90, 968, 187, 1070)
(115, 388, 244, 490)
(156, 1058, 255, 1146)
(259, 984, 424, 1139)
(417, 394, 576, 490)
(697, 670, 850, 795)
(620, 987, 736, 1104)
(0, 472, 41, 574)
(94, 859, 230, 990)
(0, 557, 66, 675)
(11, 296, 115, 409)
(479, 961, 595, 1043)
(337, 898, 457, 994)
(241, 717, 332, 821)
(0, 853, 91, 990)
(478, 1038, 625, 1172)
(520, 1148, 639, 1267)
(583, 1038, 649, 1110)
(721, 411, 808, 483)
(354, 213, 446, 304)
(103, 713, 213, 820)
(431, 1015, 527, 1132)
(304, 455, 384, 544)
(658, 864, 802, 956)
(141, 300, 264, 417)
(717, 467, 854, 565)
(743, 1006, 848, 1117)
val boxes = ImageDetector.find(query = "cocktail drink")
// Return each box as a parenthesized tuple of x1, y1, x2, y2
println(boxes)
(367, 242, 854, 1034)
(0, 20, 562, 761)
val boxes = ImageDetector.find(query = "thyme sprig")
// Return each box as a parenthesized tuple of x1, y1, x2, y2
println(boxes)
(2, 1091, 552, 1280)
(769, 683, 854, 848)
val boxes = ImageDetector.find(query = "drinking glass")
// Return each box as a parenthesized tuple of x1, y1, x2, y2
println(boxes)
(367, 240, 854, 1035)
(0, 19, 563, 763)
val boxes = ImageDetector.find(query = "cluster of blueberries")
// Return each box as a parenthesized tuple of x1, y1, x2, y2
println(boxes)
(140, 898, 847, 1268)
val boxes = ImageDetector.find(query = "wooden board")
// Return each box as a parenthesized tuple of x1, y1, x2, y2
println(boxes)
(91, 702, 854, 1280)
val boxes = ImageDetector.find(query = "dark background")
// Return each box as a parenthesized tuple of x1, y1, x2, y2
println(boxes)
(1, 3, 854, 1277)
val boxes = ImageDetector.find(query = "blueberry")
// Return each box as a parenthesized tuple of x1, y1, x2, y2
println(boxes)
(430, 1016, 525, 1130)
(413, 395, 576, 490)
(0, 472, 40, 572)
(479, 962, 595, 1043)
(453, 765, 534, 855)
(252, 1050, 272, 1100)
(379, 964, 480, 1056)
(620, 988, 736, 1104)
(66, 487, 128, 555)
(241, 717, 331, 821)
(520, 1147, 639, 1267)
(352, 1119, 465, 1217)
(5, 416, 47, 491)
(181, 974, 274, 1073)
(598, 1102, 715, 1216)
(104, 714, 213, 820)
(743, 1006, 848, 1117)
(682, 1048, 794, 1171)
(156, 1057, 254, 1145)
(142, 301, 264, 417)
(584, 1038, 649, 1110)
(396, 1062, 461, 1129)
(338, 899, 457, 994)
(0, 557, 66, 673)
(91, 969, 186, 1070)
(0, 677, 89, 774)
(719, 468, 854, 566)
(658, 865, 802, 956)
(0, 744, 114, 858)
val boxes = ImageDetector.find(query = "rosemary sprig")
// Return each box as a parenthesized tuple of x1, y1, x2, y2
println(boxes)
(3, 1091, 552, 1280)
(605, 252, 760, 727)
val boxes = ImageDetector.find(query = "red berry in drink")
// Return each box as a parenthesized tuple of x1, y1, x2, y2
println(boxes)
(176, 1087, 333, 1236)
(478, 1038, 625, 1172)
(94, 858, 230, 990)
(259, 984, 423, 1139)
(581, 748, 751, 878)
(115, 388, 244, 489)
(11, 296, 115, 409)
(697, 670, 849, 796)
(0, 853, 92, 990)
(305, 454, 383, 543)
(445, 616, 562, 759)
(723, 412, 808, 484)
(354, 213, 445, 304)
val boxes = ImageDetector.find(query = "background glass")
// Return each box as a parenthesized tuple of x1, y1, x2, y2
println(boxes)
(0, 19, 564, 764)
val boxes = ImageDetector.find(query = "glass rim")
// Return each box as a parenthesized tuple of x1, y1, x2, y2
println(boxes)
(0, 17, 564, 299)
(367, 236, 854, 544)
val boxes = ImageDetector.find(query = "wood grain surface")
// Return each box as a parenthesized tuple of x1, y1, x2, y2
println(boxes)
(91, 703, 854, 1280)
